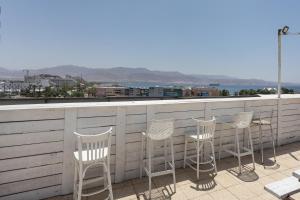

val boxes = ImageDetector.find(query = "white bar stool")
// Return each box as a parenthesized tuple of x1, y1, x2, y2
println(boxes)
(73, 127, 114, 200)
(219, 112, 255, 174)
(140, 119, 176, 199)
(184, 117, 217, 180)
(252, 110, 277, 166)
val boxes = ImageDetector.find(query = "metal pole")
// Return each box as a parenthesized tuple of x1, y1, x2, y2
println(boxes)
(277, 30, 282, 98)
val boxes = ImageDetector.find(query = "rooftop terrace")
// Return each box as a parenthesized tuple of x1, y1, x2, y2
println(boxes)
(1, 94, 300, 200)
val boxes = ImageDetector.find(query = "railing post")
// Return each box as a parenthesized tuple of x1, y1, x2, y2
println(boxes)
(115, 106, 126, 183)
(62, 107, 77, 195)
(277, 98, 282, 146)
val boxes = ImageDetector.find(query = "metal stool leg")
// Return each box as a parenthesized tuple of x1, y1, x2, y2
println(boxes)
(219, 133, 223, 161)
(196, 140, 200, 180)
(259, 124, 264, 165)
(248, 127, 255, 170)
(184, 136, 187, 168)
(170, 137, 176, 192)
(148, 139, 152, 199)
(140, 135, 145, 178)
(210, 140, 218, 174)
(235, 128, 242, 174)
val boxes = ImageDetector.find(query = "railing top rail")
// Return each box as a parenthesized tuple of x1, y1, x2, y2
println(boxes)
(0, 94, 298, 111)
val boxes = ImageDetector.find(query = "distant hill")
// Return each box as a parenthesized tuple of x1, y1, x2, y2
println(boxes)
(0, 65, 278, 86)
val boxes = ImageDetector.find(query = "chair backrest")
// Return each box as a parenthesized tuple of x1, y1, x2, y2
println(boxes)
(147, 119, 174, 141)
(73, 127, 112, 162)
(233, 111, 253, 128)
(193, 117, 216, 140)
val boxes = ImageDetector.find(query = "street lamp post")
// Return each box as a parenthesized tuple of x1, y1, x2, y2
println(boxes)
(277, 26, 300, 98)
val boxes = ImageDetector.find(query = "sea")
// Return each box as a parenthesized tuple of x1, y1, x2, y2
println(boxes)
(117, 82, 300, 95)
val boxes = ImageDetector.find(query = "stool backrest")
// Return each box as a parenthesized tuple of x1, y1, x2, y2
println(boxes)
(193, 117, 216, 140)
(147, 119, 174, 140)
(73, 127, 112, 162)
(258, 108, 275, 122)
(233, 111, 253, 128)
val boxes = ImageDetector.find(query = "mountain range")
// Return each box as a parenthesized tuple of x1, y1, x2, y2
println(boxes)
(0, 65, 282, 86)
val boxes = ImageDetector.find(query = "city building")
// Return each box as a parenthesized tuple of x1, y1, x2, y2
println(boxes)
(24, 74, 77, 88)
(163, 87, 183, 97)
(191, 87, 219, 97)
(95, 86, 126, 97)
(149, 86, 164, 97)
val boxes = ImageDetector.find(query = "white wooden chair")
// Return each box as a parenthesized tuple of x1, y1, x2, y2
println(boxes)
(252, 109, 276, 166)
(219, 112, 255, 174)
(73, 127, 113, 200)
(140, 119, 176, 199)
(184, 117, 217, 180)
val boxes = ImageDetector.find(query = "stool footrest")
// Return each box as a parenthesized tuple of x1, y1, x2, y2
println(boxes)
(81, 186, 109, 197)
(225, 148, 252, 157)
(186, 155, 214, 165)
(144, 162, 174, 177)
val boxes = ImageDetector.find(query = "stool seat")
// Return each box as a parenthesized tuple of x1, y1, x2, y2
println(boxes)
(252, 119, 271, 125)
(187, 134, 212, 141)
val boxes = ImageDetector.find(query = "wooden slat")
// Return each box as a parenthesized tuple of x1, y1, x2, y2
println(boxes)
(0, 108, 64, 122)
(126, 105, 146, 115)
(0, 185, 61, 200)
(0, 174, 62, 197)
(0, 119, 64, 135)
(0, 141, 63, 159)
(126, 114, 146, 125)
(0, 163, 62, 184)
(155, 110, 204, 120)
(0, 152, 63, 172)
(77, 116, 116, 128)
(77, 106, 117, 118)
(0, 130, 63, 147)
(154, 102, 205, 113)
(77, 126, 116, 136)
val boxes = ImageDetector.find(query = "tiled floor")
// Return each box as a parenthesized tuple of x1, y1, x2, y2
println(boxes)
(47, 142, 300, 200)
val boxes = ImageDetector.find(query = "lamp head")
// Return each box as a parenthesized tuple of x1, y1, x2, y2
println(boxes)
(281, 26, 289, 35)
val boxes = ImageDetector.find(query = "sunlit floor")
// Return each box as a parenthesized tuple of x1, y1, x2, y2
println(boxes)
(47, 142, 300, 200)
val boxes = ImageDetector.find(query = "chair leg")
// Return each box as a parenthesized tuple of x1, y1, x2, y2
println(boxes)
(77, 171, 83, 200)
(270, 124, 277, 162)
(106, 162, 114, 200)
(170, 137, 176, 192)
(248, 127, 255, 170)
(184, 136, 187, 168)
(73, 164, 78, 200)
(235, 128, 242, 174)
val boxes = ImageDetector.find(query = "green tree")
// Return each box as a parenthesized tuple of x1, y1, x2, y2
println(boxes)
(219, 89, 230, 96)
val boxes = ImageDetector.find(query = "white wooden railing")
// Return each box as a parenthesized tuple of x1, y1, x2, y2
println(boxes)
(1, 95, 300, 199)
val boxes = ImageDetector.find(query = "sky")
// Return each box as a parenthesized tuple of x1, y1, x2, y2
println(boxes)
(0, 0, 300, 82)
